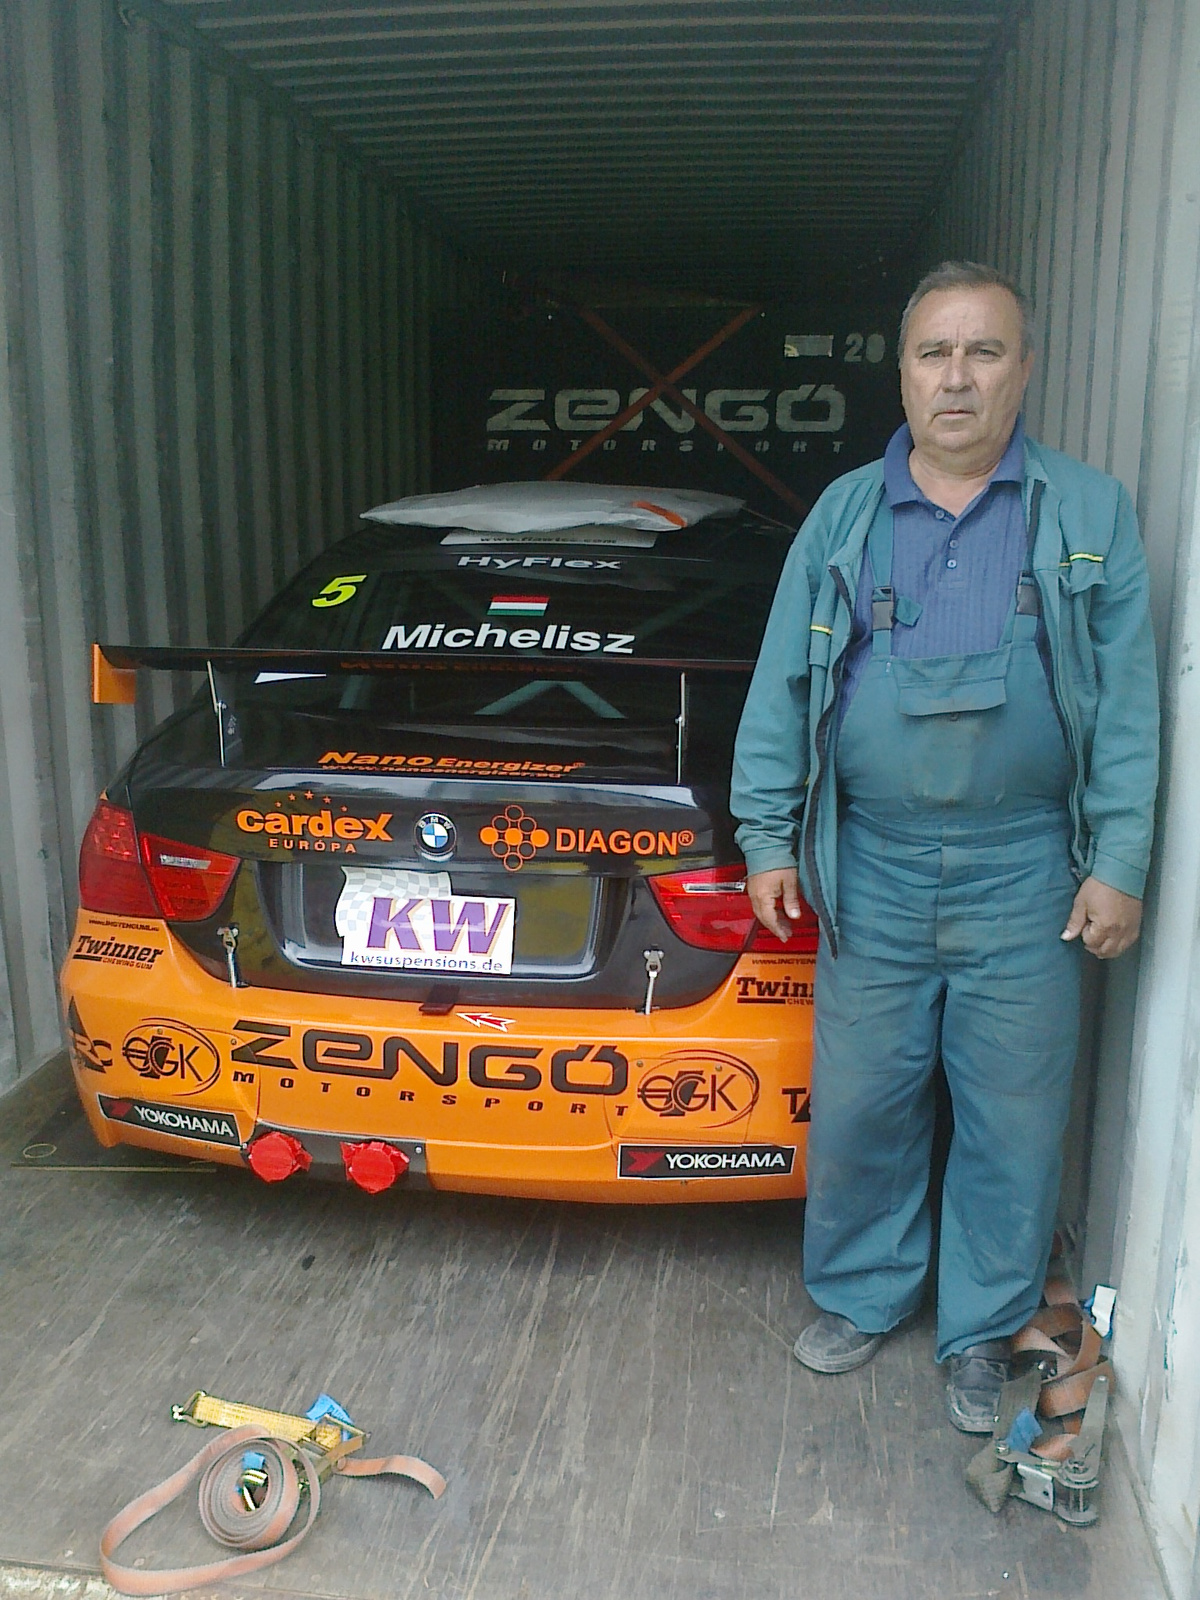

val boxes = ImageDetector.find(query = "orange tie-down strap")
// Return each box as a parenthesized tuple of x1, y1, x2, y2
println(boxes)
(100, 1423, 445, 1596)
(1012, 1274, 1114, 1463)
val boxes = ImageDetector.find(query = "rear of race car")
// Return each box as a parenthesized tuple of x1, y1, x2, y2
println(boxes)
(63, 486, 816, 1202)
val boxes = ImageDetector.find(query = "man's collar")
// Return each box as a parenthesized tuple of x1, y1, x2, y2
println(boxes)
(884, 417, 1026, 507)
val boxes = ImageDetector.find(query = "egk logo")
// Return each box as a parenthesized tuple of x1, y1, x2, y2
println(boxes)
(121, 1019, 220, 1095)
(636, 1051, 760, 1128)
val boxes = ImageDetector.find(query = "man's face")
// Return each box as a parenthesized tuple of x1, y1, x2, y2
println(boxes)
(899, 285, 1033, 467)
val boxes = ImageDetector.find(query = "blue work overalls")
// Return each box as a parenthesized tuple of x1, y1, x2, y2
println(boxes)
(802, 498, 1083, 1361)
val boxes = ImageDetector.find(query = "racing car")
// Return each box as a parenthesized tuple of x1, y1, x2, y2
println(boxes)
(64, 482, 817, 1201)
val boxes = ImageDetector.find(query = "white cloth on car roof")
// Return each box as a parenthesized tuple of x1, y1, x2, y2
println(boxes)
(361, 481, 743, 534)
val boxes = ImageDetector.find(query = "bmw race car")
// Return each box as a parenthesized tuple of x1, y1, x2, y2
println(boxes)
(65, 483, 816, 1201)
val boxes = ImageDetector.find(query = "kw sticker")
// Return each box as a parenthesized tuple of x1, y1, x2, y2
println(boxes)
(618, 1144, 796, 1179)
(121, 1019, 221, 1095)
(334, 868, 515, 974)
(479, 805, 695, 870)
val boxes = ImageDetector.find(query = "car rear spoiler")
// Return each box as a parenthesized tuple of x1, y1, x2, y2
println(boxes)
(92, 642, 756, 701)
(91, 643, 756, 780)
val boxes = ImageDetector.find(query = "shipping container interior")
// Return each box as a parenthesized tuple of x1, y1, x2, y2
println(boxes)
(1, 1, 1199, 1595)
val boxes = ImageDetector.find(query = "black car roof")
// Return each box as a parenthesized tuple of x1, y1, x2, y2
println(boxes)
(303, 505, 795, 574)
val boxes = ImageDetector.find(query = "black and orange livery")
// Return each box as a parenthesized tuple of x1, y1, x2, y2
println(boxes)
(64, 493, 816, 1201)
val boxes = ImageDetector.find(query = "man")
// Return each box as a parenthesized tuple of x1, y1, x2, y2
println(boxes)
(730, 261, 1158, 1430)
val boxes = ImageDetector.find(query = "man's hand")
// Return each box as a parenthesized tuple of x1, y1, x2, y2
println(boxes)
(1061, 877, 1143, 959)
(747, 867, 805, 943)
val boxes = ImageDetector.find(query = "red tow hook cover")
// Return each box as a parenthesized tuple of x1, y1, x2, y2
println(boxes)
(247, 1131, 311, 1183)
(341, 1140, 410, 1194)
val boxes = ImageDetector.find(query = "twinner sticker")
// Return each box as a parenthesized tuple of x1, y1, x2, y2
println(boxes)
(334, 867, 515, 974)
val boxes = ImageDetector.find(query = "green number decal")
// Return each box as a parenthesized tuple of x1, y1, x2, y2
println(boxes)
(312, 574, 367, 609)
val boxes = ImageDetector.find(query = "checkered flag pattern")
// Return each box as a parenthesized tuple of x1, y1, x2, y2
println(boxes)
(334, 867, 452, 941)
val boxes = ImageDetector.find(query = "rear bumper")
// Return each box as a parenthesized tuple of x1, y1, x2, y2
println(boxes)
(62, 910, 813, 1202)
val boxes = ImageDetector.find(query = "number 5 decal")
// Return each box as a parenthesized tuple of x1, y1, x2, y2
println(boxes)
(312, 574, 367, 608)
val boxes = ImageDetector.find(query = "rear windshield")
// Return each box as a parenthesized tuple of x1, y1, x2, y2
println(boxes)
(233, 541, 778, 733)
(244, 550, 777, 664)
(224, 662, 685, 727)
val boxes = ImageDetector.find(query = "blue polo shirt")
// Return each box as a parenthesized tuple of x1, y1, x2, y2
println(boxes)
(839, 419, 1028, 714)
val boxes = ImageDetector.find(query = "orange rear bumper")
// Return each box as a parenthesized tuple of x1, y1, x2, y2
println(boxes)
(62, 910, 813, 1203)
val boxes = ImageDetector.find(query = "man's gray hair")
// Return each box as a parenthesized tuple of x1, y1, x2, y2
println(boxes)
(898, 261, 1035, 359)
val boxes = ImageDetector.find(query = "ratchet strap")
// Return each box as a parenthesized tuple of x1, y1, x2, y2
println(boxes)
(966, 1257, 1113, 1516)
(101, 1406, 445, 1595)
(1011, 1265, 1114, 1462)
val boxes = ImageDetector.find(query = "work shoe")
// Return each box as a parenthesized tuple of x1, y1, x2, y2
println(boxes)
(945, 1339, 1013, 1433)
(793, 1312, 885, 1374)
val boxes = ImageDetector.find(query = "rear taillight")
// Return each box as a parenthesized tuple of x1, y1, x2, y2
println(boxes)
(77, 801, 240, 922)
(649, 864, 819, 954)
(78, 802, 159, 917)
(140, 832, 240, 921)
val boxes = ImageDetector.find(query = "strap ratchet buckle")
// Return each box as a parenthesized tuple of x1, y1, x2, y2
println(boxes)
(995, 1373, 1109, 1525)
(171, 1390, 365, 1457)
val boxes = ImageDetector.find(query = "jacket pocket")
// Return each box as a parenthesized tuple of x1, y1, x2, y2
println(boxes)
(1059, 554, 1107, 598)
(807, 625, 834, 669)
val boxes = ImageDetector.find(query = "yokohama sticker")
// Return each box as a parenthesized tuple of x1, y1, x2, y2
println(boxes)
(618, 1144, 796, 1179)
(98, 1096, 240, 1146)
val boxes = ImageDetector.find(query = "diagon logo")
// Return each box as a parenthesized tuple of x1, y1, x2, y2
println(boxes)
(618, 1144, 796, 1179)
(121, 1019, 221, 1095)
(636, 1051, 759, 1127)
(99, 1095, 239, 1146)
(479, 806, 697, 871)
(480, 805, 550, 870)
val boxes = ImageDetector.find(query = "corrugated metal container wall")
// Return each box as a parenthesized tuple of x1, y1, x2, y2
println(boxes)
(920, 0, 1200, 1588)
(0, 0, 490, 1095)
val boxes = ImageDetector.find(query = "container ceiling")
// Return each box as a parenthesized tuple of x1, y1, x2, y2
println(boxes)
(154, 0, 1016, 296)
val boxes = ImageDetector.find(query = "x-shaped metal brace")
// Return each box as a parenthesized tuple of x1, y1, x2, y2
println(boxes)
(546, 304, 808, 519)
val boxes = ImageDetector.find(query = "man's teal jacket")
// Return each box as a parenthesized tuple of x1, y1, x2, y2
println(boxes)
(730, 438, 1160, 949)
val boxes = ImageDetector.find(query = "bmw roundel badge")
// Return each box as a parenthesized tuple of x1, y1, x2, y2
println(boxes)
(415, 812, 456, 860)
